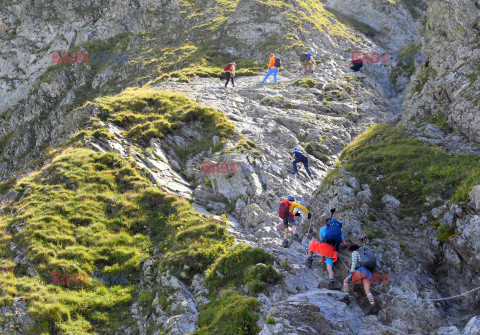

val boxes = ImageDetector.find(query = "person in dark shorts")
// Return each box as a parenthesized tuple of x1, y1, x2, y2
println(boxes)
(281, 195, 311, 247)
(224, 62, 236, 87)
(339, 244, 379, 315)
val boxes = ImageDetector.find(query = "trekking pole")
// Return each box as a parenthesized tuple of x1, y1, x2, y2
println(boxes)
(304, 213, 314, 254)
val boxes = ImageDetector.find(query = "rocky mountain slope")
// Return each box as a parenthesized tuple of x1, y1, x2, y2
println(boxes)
(402, 0, 480, 142)
(0, 0, 479, 334)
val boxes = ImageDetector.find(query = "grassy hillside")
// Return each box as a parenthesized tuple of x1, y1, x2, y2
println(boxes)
(331, 124, 480, 241)
(0, 88, 280, 334)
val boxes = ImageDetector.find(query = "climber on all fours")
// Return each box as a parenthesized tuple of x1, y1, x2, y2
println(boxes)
(291, 147, 312, 177)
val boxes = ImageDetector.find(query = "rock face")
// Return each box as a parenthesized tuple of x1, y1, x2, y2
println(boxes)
(403, 0, 480, 142)
(323, 0, 423, 50)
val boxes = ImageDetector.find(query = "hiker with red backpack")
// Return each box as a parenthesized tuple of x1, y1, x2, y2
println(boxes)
(278, 195, 311, 248)
(339, 242, 379, 315)
(262, 54, 281, 84)
(304, 209, 346, 289)
(224, 62, 236, 88)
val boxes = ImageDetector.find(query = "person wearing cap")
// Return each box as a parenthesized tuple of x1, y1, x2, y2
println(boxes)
(291, 147, 312, 177)
(281, 195, 311, 248)
(302, 52, 317, 74)
(262, 54, 279, 84)
(224, 62, 236, 87)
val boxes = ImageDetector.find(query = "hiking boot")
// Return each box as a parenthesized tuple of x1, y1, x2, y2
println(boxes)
(367, 306, 379, 315)
(327, 281, 336, 290)
(303, 258, 313, 268)
(293, 233, 300, 241)
(282, 239, 289, 248)
(339, 295, 350, 305)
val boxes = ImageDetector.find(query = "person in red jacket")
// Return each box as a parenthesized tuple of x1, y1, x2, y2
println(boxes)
(304, 218, 347, 289)
(224, 62, 236, 88)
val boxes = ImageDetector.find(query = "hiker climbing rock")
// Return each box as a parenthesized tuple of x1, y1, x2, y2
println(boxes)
(340, 243, 379, 315)
(301, 52, 317, 74)
(262, 54, 280, 84)
(278, 195, 311, 248)
(291, 147, 312, 177)
(304, 209, 346, 289)
(224, 62, 236, 88)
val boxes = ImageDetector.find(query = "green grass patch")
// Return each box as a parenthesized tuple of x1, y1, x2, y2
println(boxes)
(365, 229, 387, 240)
(92, 87, 235, 159)
(0, 146, 236, 332)
(427, 114, 448, 129)
(0, 178, 16, 195)
(205, 243, 280, 291)
(266, 317, 276, 325)
(390, 43, 419, 84)
(205, 243, 281, 294)
(0, 90, 239, 332)
(399, 241, 413, 257)
(225, 136, 261, 158)
(194, 290, 260, 335)
(431, 220, 458, 244)
(292, 78, 318, 88)
(0, 148, 153, 332)
(340, 124, 480, 217)
(144, 45, 263, 84)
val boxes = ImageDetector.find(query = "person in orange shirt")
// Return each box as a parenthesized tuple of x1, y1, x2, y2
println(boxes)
(262, 54, 280, 84)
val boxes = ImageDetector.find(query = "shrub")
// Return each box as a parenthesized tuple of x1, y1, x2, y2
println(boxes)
(194, 290, 260, 335)
(292, 78, 318, 88)
(205, 243, 279, 291)
(266, 317, 276, 325)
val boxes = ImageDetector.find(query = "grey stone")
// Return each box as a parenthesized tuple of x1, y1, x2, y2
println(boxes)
(469, 185, 480, 212)
(463, 316, 480, 335)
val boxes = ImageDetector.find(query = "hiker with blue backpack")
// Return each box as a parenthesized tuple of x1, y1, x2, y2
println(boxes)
(291, 147, 312, 177)
(339, 242, 379, 315)
(262, 54, 281, 84)
(304, 209, 346, 289)
(278, 195, 311, 248)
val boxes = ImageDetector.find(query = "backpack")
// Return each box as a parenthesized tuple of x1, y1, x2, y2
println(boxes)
(358, 247, 377, 271)
(300, 53, 308, 62)
(323, 218, 343, 250)
(224, 63, 233, 71)
(278, 200, 291, 219)
(274, 57, 281, 68)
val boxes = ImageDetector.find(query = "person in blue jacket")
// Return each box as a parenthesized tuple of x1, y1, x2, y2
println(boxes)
(291, 147, 312, 177)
